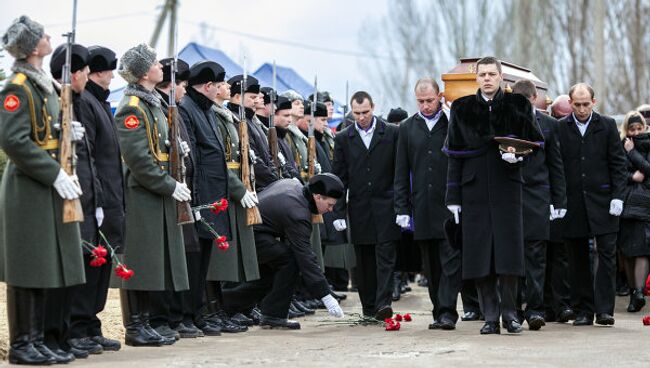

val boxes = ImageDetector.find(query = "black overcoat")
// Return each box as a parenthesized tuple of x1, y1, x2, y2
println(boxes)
(332, 118, 401, 245)
(179, 88, 230, 239)
(445, 89, 543, 279)
(394, 112, 451, 240)
(555, 112, 627, 238)
(522, 111, 567, 241)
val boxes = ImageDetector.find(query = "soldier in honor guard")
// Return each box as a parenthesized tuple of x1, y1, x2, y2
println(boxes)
(271, 96, 302, 180)
(114, 43, 190, 347)
(281, 90, 310, 180)
(0, 16, 86, 364)
(68, 45, 124, 352)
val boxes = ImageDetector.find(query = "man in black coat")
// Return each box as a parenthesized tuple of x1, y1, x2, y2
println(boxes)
(394, 78, 461, 330)
(178, 61, 235, 334)
(445, 57, 544, 335)
(68, 45, 123, 354)
(223, 175, 345, 329)
(556, 83, 627, 326)
(274, 96, 302, 180)
(227, 75, 279, 192)
(512, 80, 567, 331)
(332, 91, 400, 320)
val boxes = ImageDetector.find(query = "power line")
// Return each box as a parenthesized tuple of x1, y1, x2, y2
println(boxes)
(181, 20, 431, 63)
(44, 11, 152, 28)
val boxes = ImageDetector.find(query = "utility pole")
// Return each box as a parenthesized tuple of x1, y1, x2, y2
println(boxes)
(150, 0, 178, 57)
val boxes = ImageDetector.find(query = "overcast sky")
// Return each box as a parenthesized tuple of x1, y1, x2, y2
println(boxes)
(1, 0, 391, 111)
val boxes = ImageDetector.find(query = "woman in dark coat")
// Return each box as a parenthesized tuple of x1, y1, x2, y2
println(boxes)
(618, 111, 650, 312)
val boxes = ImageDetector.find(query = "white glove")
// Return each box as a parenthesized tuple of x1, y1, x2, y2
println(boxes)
(194, 210, 202, 221)
(314, 161, 322, 174)
(71, 120, 85, 142)
(321, 294, 344, 318)
(447, 205, 461, 224)
(240, 190, 258, 208)
(278, 152, 287, 166)
(556, 208, 567, 219)
(333, 219, 347, 231)
(395, 215, 410, 229)
(549, 205, 557, 220)
(609, 199, 623, 216)
(249, 149, 258, 163)
(95, 207, 104, 227)
(53, 169, 82, 200)
(501, 152, 523, 164)
(180, 140, 190, 158)
(172, 181, 191, 202)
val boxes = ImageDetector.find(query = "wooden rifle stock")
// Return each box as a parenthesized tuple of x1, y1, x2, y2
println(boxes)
(268, 127, 280, 177)
(239, 117, 262, 225)
(168, 105, 194, 225)
(307, 136, 323, 224)
(59, 84, 84, 223)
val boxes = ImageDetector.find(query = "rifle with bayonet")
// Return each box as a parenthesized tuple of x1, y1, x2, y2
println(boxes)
(239, 60, 263, 225)
(308, 76, 323, 224)
(168, 20, 194, 225)
(59, 0, 83, 223)
(267, 61, 280, 177)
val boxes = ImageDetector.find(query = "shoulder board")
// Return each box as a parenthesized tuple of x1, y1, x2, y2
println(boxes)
(128, 96, 140, 107)
(11, 73, 26, 86)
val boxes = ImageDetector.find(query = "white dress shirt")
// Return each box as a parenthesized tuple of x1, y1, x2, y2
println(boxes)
(573, 112, 593, 136)
(355, 117, 376, 149)
(418, 109, 443, 131)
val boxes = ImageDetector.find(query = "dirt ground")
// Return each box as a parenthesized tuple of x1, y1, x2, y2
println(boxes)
(0, 284, 649, 367)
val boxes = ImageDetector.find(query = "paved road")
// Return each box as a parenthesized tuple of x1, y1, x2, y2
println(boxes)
(4, 286, 647, 367)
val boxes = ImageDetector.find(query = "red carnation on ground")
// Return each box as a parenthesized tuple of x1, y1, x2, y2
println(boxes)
(643, 316, 650, 326)
(385, 319, 401, 331)
(210, 198, 229, 214)
(91, 245, 108, 258)
(115, 264, 135, 280)
(394, 313, 403, 321)
(89, 256, 107, 267)
(403, 313, 412, 322)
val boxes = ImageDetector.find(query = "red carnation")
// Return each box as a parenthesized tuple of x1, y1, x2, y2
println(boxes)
(384, 318, 393, 324)
(89, 256, 107, 267)
(210, 198, 229, 214)
(394, 314, 403, 322)
(403, 313, 412, 322)
(217, 241, 230, 251)
(115, 264, 135, 280)
(643, 316, 650, 326)
(92, 245, 108, 258)
(385, 321, 401, 331)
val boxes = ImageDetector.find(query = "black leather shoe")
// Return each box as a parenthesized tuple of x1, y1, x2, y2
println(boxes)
(330, 291, 347, 301)
(314, 299, 327, 309)
(207, 312, 249, 333)
(428, 320, 441, 330)
(154, 324, 181, 341)
(90, 335, 121, 351)
(572, 315, 593, 326)
(627, 288, 646, 313)
(31, 344, 60, 365)
(173, 322, 202, 338)
(292, 300, 315, 315)
(556, 308, 576, 323)
(527, 315, 546, 331)
(480, 321, 500, 335)
(438, 317, 456, 330)
(595, 313, 615, 326)
(196, 320, 222, 336)
(68, 337, 103, 354)
(250, 308, 262, 325)
(374, 305, 393, 321)
(392, 284, 401, 301)
(50, 348, 75, 364)
(69, 346, 89, 359)
(302, 299, 319, 310)
(288, 304, 305, 319)
(260, 315, 301, 330)
(461, 311, 480, 321)
(502, 320, 523, 333)
(230, 313, 255, 327)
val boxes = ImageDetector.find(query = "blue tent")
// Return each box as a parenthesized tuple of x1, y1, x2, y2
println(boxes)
(254, 63, 314, 97)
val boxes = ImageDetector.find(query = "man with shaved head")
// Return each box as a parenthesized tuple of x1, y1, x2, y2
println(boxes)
(551, 95, 572, 119)
(556, 82, 627, 326)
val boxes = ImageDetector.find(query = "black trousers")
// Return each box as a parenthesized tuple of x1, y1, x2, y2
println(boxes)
(418, 239, 461, 322)
(461, 280, 481, 314)
(354, 241, 396, 316)
(44, 286, 74, 350)
(475, 274, 518, 322)
(566, 233, 617, 318)
(69, 254, 112, 338)
(223, 235, 298, 318)
(523, 240, 547, 319)
(543, 240, 572, 316)
(325, 267, 349, 291)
